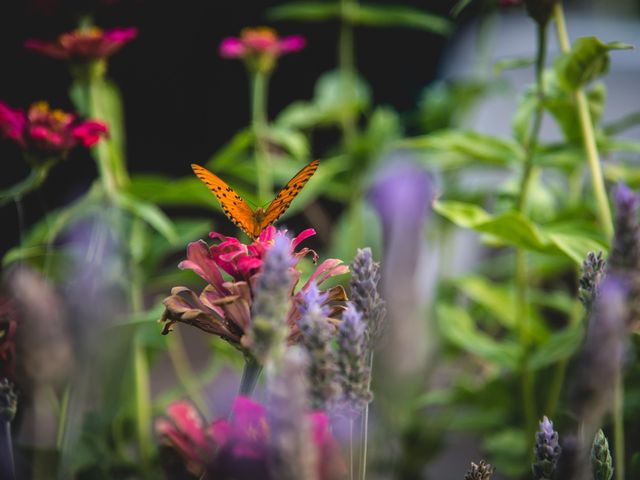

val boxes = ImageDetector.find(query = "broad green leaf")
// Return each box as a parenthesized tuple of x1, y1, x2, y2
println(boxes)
(494, 57, 535, 75)
(555, 36, 633, 90)
(114, 192, 177, 243)
(344, 4, 452, 34)
(483, 429, 528, 476)
(401, 130, 523, 166)
(603, 111, 640, 135)
(269, 2, 341, 21)
(456, 276, 516, 328)
(437, 303, 522, 370)
(206, 128, 255, 172)
(128, 175, 218, 209)
(435, 200, 606, 263)
(265, 126, 309, 159)
(529, 325, 584, 369)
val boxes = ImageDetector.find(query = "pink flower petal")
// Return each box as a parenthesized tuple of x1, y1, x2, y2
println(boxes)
(277, 35, 306, 54)
(179, 240, 226, 291)
(219, 37, 246, 58)
(72, 120, 108, 147)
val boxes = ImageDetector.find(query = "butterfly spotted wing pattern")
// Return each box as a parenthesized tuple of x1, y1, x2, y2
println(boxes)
(191, 164, 259, 237)
(262, 159, 320, 228)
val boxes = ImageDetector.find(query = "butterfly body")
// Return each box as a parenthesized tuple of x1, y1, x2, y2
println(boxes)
(191, 159, 319, 240)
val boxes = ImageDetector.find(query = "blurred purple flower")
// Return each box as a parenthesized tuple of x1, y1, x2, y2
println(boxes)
(609, 183, 640, 272)
(367, 154, 435, 376)
(532, 416, 561, 480)
(25, 27, 137, 61)
(220, 27, 305, 73)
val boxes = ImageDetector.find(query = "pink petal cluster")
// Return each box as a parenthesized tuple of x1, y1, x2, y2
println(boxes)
(220, 27, 305, 73)
(0, 101, 108, 154)
(155, 396, 344, 479)
(160, 226, 348, 353)
(25, 27, 137, 61)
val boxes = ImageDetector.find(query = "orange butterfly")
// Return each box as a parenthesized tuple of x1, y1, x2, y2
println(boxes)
(191, 159, 320, 240)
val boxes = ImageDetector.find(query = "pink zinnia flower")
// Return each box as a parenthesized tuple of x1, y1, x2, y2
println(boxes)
(220, 27, 305, 73)
(0, 100, 108, 156)
(25, 26, 137, 61)
(155, 396, 344, 479)
(160, 226, 348, 354)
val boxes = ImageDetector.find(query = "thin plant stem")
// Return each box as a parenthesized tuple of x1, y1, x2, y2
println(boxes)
(553, 6, 621, 476)
(349, 418, 354, 480)
(359, 352, 374, 480)
(0, 163, 53, 206)
(552, 2, 613, 240)
(166, 328, 210, 416)
(238, 355, 263, 396)
(339, 0, 357, 146)
(0, 421, 15, 480)
(133, 334, 152, 466)
(55, 384, 70, 449)
(251, 71, 272, 203)
(514, 21, 548, 440)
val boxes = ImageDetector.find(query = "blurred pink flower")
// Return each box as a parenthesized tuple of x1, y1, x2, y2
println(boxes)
(0, 100, 107, 155)
(155, 396, 344, 479)
(160, 226, 347, 354)
(25, 26, 137, 61)
(220, 27, 305, 73)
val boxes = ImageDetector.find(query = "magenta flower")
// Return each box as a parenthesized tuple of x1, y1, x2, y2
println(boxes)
(0, 101, 107, 158)
(160, 226, 348, 354)
(155, 396, 345, 479)
(25, 27, 137, 61)
(220, 27, 305, 73)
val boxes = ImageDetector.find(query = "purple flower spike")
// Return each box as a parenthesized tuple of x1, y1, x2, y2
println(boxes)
(532, 416, 562, 480)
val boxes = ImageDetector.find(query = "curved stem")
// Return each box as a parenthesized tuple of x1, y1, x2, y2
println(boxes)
(552, 2, 613, 240)
(0, 163, 53, 206)
(239, 355, 263, 396)
(251, 71, 272, 203)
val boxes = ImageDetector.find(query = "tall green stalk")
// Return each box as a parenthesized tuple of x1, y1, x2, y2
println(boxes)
(339, 0, 358, 146)
(552, 5, 622, 479)
(515, 21, 548, 439)
(251, 71, 272, 203)
(238, 355, 263, 396)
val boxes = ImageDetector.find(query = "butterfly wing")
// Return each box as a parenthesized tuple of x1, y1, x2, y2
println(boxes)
(191, 164, 259, 238)
(261, 159, 320, 229)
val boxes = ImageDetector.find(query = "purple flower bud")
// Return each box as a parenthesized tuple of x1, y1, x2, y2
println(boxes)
(349, 247, 386, 349)
(610, 183, 640, 272)
(532, 416, 561, 480)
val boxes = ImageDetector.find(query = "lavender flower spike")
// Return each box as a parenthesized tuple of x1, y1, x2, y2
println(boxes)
(298, 282, 338, 409)
(464, 460, 494, 480)
(335, 303, 372, 417)
(266, 347, 316, 480)
(350, 247, 387, 349)
(579, 251, 606, 311)
(249, 232, 295, 364)
(532, 416, 561, 480)
(591, 429, 613, 480)
(609, 183, 640, 272)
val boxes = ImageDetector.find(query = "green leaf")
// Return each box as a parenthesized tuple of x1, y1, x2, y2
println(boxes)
(128, 175, 218, 209)
(265, 126, 309, 160)
(206, 128, 255, 172)
(529, 325, 584, 369)
(434, 200, 606, 263)
(114, 192, 177, 243)
(456, 276, 516, 329)
(401, 130, 523, 166)
(555, 36, 633, 90)
(450, 0, 473, 17)
(493, 56, 535, 75)
(483, 428, 528, 476)
(269, 2, 341, 21)
(437, 303, 522, 370)
(344, 4, 452, 34)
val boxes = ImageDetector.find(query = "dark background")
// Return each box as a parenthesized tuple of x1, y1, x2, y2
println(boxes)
(0, 0, 462, 256)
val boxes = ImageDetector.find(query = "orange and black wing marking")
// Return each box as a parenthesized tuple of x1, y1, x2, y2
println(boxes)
(261, 159, 320, 228)
(191, 164, 258, 238)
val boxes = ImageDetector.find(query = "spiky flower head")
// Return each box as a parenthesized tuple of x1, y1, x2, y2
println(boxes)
(609, 183, 640, 273)
(591, 429, 613, 480)
(335, 303, 372, 417)
(266, 347, 316, 480)
(249, 232, 295, 364)
(579, 251, 606, 311)
(464, 460, 495, 480)
(349, 247, 386, 349)
(298, 282, 338, 410)
(532, 416, 561, 480)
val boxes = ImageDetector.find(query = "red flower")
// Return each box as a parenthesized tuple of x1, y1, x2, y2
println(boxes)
(160, 226, 348, 354)
(155, 396, 344, 479)
(220, 27, 305, 73)
(25, 27, 137, 61)
(0, 101, 107, 155)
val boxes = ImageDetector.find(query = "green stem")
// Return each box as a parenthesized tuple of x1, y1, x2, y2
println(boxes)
(55, 385, 70, 450)
(238, 355, 263, 396)
(133, 335, 152, 466)
(359, 352, 373, 480)
(552, 2, 613, 240)
(251, 71, 272, 203)
(514, 21, 548, 439)
(339, 0, 357, 146)
(0, 163, 54, 206)
(166, 328, 210, 416)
